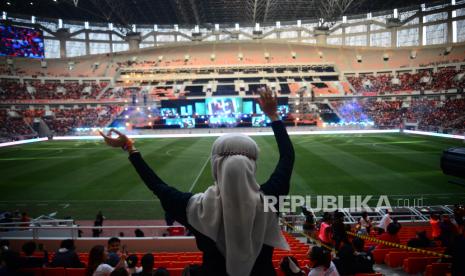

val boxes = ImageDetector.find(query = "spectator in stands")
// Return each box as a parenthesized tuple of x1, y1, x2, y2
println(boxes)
(106, 237, 122, 267)
(430, 214, 441, 240)
(126, 255, 139, 274)
(439, 215, 458, 247)
(351, 237, 374, 274)
(302, 206, 316, 244)
(134, 229, 145, 237)
(453, 204, 464, 226)
(95, 211, 105, 228)
(376, 223, 401, 249)
(356, 212, 372, 235)
(19, 241, 48, 268)
(279, 256, 305, 276)
(318, 213, 332, 247)
(376, 210, 392, 234)
(333, 238, 355, 275)
(86, 245, 126, 276)
(0, 250, 21, 276)
(49, 239, 84, 268)
(100, 88, 294, 276)
(445, 223, 465, 276)
(307, 246, 339, 276)
(332, 211, 347, 250)
(133, 253, 154, 276)
(407, 231, 435, 248)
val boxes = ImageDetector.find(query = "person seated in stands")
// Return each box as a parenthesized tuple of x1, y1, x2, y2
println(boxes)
(307, 246, 340, 276)
(0, 250, 21, 276)
(49, 239, 84, 268)
(100, 88, 294, 276)
(407, 231, 435, 248)
(134, 229, 144, 237)
(376, 209, 391, 234)
(87, 245, 126, 276)
(133, 253, 155, 276)
(439, 215, 458, 247)
(19, 241, 48, 268)
(429, 214, 441, 240)
(279, 256, 305, 276)
(318, 213, 332, 247)
(352, 237, 374, 274)
(110, 267, 129, 276)
(376, 223, 401, 249)
(332, 238, 355, 275)
(126, 255, 139, 274)
(106, 237, 122, 267)
(356, 212, 372, 235)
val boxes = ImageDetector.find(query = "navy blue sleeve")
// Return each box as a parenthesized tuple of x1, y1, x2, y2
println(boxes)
(260, 120, 295, 197)
(129, 152, 192, 225)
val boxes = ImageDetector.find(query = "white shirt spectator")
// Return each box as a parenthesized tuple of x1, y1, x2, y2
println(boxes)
(378, 213, 392, 231)
(308, 261, 340, 276)
(93, 263, 114, 276)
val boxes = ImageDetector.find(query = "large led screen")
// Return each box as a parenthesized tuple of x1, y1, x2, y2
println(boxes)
(0, 25, 45, 58)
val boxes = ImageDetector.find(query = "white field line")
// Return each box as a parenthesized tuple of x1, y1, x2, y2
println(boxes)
(189, 156, 211, 192)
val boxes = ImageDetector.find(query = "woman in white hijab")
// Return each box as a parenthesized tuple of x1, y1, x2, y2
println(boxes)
(101, 88, 295, 276)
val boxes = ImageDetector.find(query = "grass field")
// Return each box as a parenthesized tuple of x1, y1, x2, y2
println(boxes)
(1, 133, 465, 220)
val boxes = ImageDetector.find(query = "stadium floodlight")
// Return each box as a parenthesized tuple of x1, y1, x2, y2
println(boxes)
(154, 25, 158, 31)
(132, 24, 136, 33)
(276, 21, 281, 28)
(452, 0, 456, 4)
(194, 25, 199, 33)
(215, 24, 219, 31)
(2, 11, 7, 20)
(31, 16, 36, 24)
(367, 12, 372, 20)
(108, 23, 113, 31)
(393, 9, 398, 18)
(342, 16, 347, 23)
(297, 20, 301, 27)
(174, 24, 179, 31)
(235, 23, 239, 31)
(421, 3, 426, 11)
(58, 19, 63, 29)
(255, 23, 260, 31)
(84, 21, 89, 29)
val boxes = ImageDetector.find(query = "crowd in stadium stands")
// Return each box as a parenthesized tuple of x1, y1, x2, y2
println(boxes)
(0, 81, 108, 100)
(347, 68, 465, 95)
(332, 98, 465, 132)
(38, 106, 122, 135)
(1, 205, 463, 275)
(0, 110, 36, 142)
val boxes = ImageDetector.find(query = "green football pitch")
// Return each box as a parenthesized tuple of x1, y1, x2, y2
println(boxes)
(1, 133, 465, 220)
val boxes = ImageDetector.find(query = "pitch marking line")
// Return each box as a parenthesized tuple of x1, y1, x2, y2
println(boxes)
(189, 156, 211, 192)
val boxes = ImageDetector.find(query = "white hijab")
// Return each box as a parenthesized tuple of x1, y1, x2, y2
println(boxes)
(186, 133, 289, 276)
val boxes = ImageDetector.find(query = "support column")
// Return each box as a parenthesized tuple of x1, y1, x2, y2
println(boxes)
(314, 28, 328, 46)
(55, 28, 70, 58)
(125, 32, 142, 51)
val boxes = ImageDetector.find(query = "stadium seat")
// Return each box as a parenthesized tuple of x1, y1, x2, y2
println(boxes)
(425, 263, 451, 276)
(43, 267, 66, 276)
(18, 268, 43, 276)
(168, 268, 184, 276)
(403, 257, 440, 274)
(65, 268, 86, 276)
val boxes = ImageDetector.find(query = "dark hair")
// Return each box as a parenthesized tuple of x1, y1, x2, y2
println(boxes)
(126, 254, 138, 269)
(0, 250, 21, 271)
(154, 267, 170, 276)
(135, 229, 145, 237)
(280, 256, 304, 276)
(86, 245, 106, 276)
(141, 253, 155, 272)
(352, 237, 365, 251)
(387, 223, 400, 235)
(309, 246, 331, 269)
(110, 267, 129, 276)
(60, 239, 75, 250)
(361, 211, 368, 219)
(108, 237, 121, 245)
(21, 241, 36, 256)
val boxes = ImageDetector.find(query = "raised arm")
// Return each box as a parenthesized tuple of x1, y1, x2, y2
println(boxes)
(100, 129, 192, 225)
(256, 88, 295, 197)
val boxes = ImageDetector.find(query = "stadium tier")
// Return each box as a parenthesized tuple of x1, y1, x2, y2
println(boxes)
(1, 0, 465, 275)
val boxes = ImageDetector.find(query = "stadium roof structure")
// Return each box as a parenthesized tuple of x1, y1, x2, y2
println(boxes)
(2, 0, 447, 27)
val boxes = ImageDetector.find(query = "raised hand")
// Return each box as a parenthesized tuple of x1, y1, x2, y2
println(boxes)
(99, 128, 133, 150)
(258, 86, 279, 121)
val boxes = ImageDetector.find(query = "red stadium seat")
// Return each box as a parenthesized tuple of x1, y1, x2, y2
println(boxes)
(65, 268, 86, 276)
(43, 267, 66, 276)
(168, 268, 184, 276)
(18, 268, 43, 276)
(403, 257, 440, 274)
(425, 263, 451, 276)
